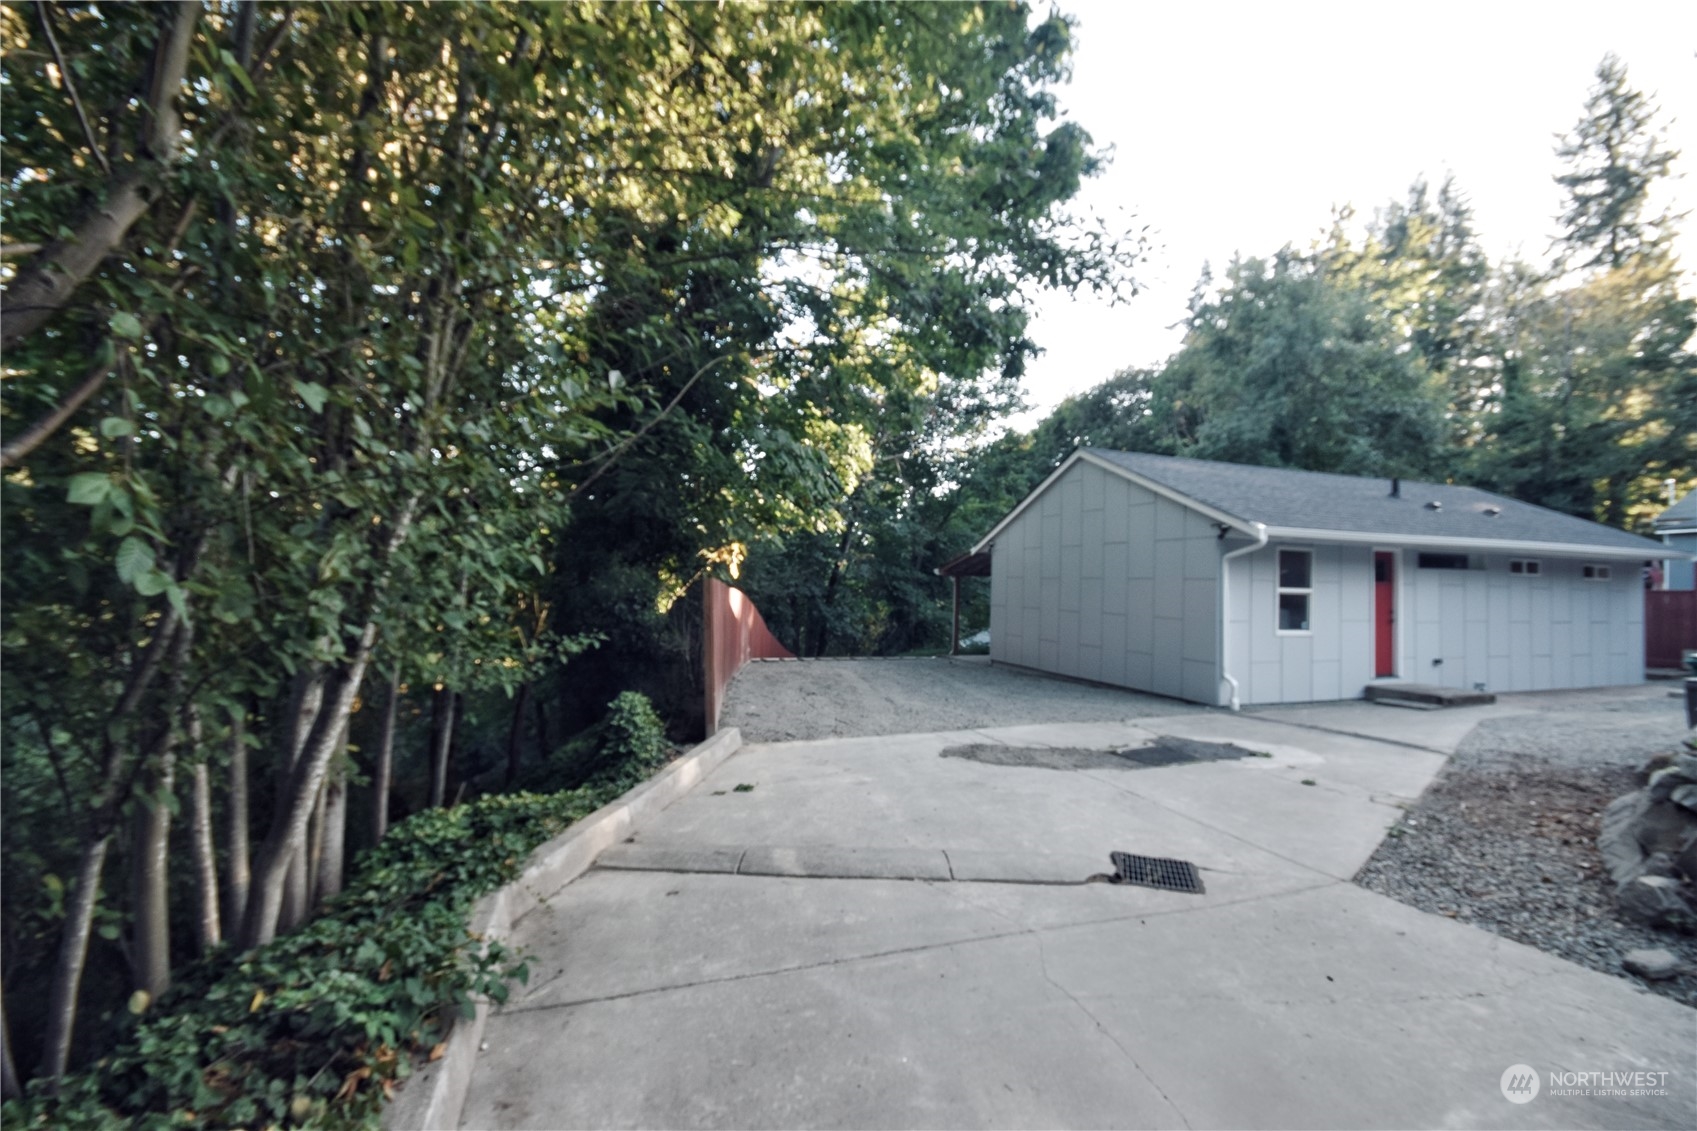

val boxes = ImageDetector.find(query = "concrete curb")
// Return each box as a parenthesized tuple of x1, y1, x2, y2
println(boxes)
(382, 727, 743, 1131)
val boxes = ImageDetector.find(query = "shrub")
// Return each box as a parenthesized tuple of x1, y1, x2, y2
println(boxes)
(515, 690, 675, 794)
(3, 752, 664, 1129)
(589, 691, 672, 790)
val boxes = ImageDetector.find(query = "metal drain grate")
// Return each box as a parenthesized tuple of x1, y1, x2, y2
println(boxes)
(1109, 851, 1205, 894)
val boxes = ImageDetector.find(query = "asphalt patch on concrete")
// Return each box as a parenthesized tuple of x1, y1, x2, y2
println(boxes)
(942, 735, 1260, 772)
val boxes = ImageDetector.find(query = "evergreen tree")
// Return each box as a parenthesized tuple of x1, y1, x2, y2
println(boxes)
(1554, 54, 1680, 270)
(1322, 178, 1493, 434)
(1466, 54, 1696, 526)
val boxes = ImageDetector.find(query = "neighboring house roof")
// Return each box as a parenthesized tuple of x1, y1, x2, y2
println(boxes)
(1654, 490, 1697, 534)
(972, 448, 1684, 561)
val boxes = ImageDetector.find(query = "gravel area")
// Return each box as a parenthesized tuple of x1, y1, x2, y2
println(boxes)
(719, 657, 1204, 743)
(1357, 688, 1697, 1007)
(1452, 686, 1692, 769)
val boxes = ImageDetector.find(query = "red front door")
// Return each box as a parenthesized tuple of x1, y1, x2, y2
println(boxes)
(1374, 552, 1395, 677)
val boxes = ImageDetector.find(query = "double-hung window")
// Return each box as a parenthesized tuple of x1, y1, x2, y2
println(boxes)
(1277, 549, 1312, 633)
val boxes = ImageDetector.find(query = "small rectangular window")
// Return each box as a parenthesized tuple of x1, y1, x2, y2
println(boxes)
(1581, 564, 1612, 580)
(1509, 559, 1541, 575)
(1417, 552, 1472, 570)
(1277, 549, 1312, 633)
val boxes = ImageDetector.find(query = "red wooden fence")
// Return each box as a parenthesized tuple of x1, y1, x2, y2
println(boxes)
(1646, 590, 1697, 670)
(703, 578, 794, 733)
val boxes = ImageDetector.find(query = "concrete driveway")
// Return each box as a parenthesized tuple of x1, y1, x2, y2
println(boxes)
(461, 691, 1696, 1129)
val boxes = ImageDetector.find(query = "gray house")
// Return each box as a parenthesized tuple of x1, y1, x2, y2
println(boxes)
(974, 449, 1684, 708)
(1655, 490, 1696, 590)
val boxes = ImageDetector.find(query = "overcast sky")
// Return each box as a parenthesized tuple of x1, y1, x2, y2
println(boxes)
(1013, 0, 1697, 429)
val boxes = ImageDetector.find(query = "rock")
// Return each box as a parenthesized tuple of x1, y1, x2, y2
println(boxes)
(1643, 852, 1681, 878)
(1647, 767, 1685, 801)
(1634, 800, 1697, 857)
(1600, 790, 1652, 885)
(1622, 947, 1684, 981)
(1649, 755, 1697, 796)
(1678, 836, 1697, 883)
(1617, 875, 1694, 929)
(1671, 784, 1697, 813)
(1638, 751, 1676, 784)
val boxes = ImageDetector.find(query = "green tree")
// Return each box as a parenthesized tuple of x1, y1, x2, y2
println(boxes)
(1151, 251, 1448, 476)
(1467, 55, 1694, 526)
(1, 1, 1134, 1091)
(1322, 178, 1493, 435)
(1554, 54, 1681, 270)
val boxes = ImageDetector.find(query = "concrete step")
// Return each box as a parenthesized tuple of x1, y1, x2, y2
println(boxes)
(1365, 681, 1496, 708)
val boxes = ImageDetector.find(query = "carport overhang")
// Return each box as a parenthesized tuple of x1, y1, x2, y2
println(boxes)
(935, 550, 992, 579)
(934, 550, 992, 656)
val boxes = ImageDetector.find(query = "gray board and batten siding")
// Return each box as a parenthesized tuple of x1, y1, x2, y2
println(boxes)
(981, 450, 1664, 708)
(989, 457, 1223, 704)
(1222, 543, 1642, 705)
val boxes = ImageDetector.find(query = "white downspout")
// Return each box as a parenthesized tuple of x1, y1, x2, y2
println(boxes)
(1219, 522, 1268, 712)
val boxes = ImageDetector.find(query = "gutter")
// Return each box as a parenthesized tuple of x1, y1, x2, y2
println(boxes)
(1260, 526, 1683, 561)
(1218, 522, 1268, 712)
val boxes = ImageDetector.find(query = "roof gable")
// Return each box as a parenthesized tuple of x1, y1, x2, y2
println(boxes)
(1655, 490, 1697, 530)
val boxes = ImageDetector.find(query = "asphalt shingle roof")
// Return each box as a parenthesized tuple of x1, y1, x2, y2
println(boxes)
(1655, 490, 1697, 530)
(1083, 449, 1665, 555)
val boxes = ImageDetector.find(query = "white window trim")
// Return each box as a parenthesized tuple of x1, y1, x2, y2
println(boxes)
(1276, 547, 1314, 636)
(1508, 558, 1542, 576)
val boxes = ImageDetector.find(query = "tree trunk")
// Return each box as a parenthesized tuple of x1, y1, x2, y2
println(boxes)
(504, 682, 531, 788)
(372, 669, 399, 842)
(130, 618, 194, 1002)
(38, 839, 109, 1082)
(242, 624, 380, 949)
(37, 610, 183, 1083)
(533, 694, 549, 763)
(306, 776, 326, 910)
(130, 743, 176, 1002)
(814, 521, 857, 657)
(276, 668, 325, 935)
(36, 533, 202, 1083)
(222, 708, 250, 941)
(428, 687, 456, 809)
(1, 982, 19, 1100)
(315, 720, 350, 906)
(242, 499, 416, 949)
(0, 2, 200, 347)
(186, 707, 220, 953)
(449, 692, 464, 802)
(280, 839, 310, 933)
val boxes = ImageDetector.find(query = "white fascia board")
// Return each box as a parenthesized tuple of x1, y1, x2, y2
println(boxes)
(1262, 526, 1688, 561)
(969, 450, 1260, 555)
(1656, 526, 1697, 536)
(1075, 451, 1260, 535)
(969, 450, 1087, 555)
